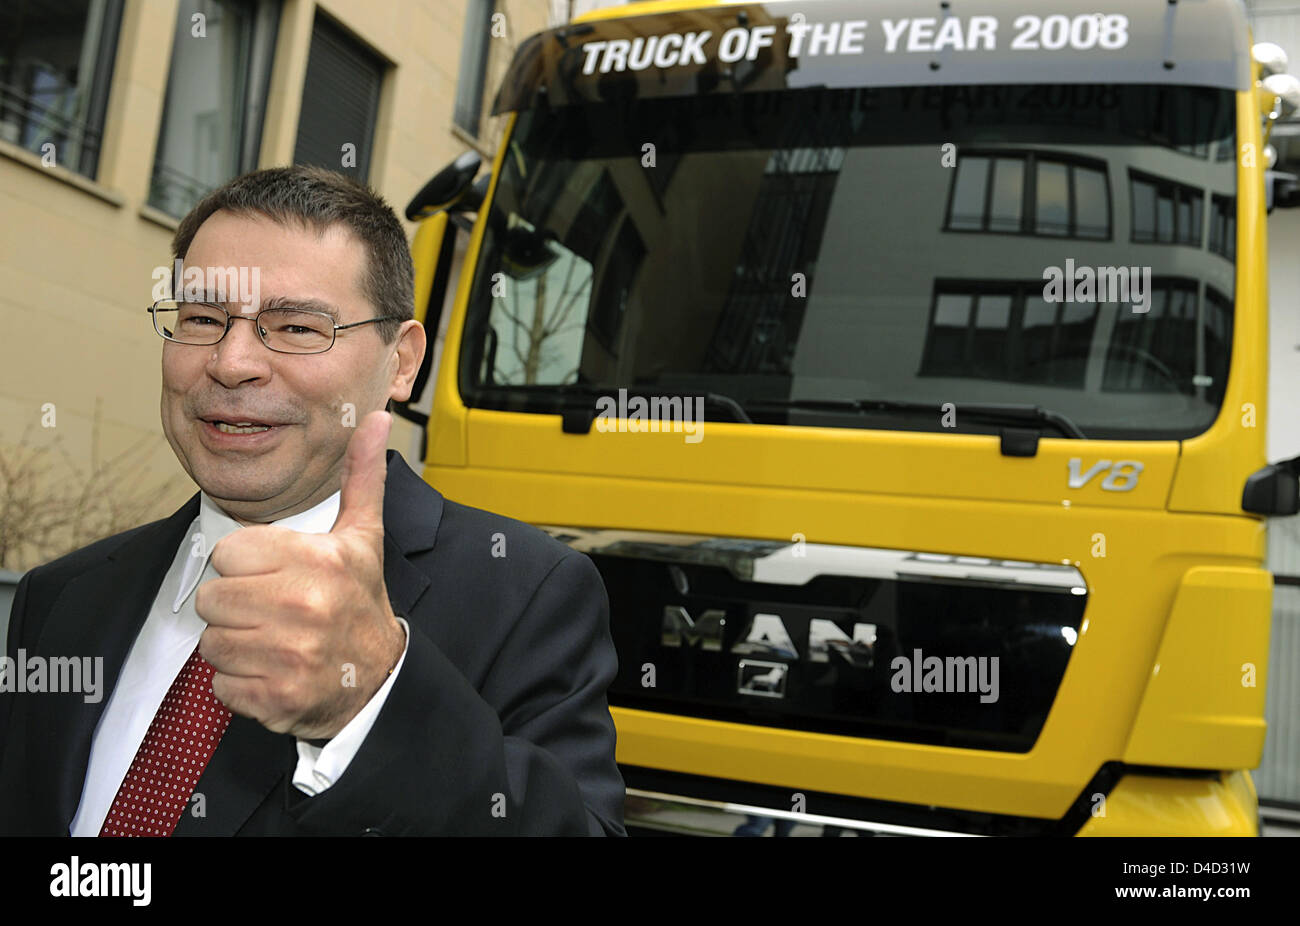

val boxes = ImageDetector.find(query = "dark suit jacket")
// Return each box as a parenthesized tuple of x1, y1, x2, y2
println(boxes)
(0, 451, 626, 835)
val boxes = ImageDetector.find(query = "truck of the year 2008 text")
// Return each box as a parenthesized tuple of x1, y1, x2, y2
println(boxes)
(396, 0, 1300, 836)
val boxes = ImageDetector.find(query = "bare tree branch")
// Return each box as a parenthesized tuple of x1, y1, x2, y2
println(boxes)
(0, 408, 189, 572)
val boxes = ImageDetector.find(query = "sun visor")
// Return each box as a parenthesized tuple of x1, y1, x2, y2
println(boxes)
(492, 0, 1251, 114)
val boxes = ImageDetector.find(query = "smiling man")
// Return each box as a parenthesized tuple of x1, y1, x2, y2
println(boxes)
(0, 166, 626, 836)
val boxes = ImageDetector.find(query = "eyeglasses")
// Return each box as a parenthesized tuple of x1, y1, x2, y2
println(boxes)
(148, 300, 390, 354)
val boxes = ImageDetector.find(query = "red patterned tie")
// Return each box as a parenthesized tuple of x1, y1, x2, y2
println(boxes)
(99, 645, 233, 837)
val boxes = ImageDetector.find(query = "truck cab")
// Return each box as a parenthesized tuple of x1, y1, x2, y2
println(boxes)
(400, 0, 1300, 835)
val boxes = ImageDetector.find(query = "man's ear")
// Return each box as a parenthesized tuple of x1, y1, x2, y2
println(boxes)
(387, 318, 427, 403)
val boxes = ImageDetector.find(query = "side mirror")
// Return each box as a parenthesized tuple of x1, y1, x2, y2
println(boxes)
(405, 150, 482, 221)
(1242, 456, 1300, 516)
(395, 158, 494, 454)
(501, 224, 560, 281)
(458, 173, 491, 215)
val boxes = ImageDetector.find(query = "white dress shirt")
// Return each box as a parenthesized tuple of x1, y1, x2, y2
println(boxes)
(70, 491, 410, 836)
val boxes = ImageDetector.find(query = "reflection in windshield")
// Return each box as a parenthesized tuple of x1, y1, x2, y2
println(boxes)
(461, 84, 1236, 440)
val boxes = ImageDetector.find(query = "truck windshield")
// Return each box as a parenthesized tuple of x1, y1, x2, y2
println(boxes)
(459, 84, 1237, 440)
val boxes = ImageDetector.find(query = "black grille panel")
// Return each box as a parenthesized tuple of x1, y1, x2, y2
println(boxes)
(583, 540, 1086, 753)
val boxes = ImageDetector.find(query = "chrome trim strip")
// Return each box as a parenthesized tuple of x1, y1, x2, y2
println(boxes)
(1261, 804, 1300, 825)
(625, 788, 983, 837)
(540, 527, 1087, 594)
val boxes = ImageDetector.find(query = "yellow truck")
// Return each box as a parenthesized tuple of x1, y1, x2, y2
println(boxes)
(399, 0, 1300, 835)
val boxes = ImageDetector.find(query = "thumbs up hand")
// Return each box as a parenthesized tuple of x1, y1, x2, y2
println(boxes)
(196, 411, 407, 740)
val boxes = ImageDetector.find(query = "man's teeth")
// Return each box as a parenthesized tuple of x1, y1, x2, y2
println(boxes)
(214, 421, 271, 434)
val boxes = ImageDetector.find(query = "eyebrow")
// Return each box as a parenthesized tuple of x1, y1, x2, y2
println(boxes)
(260, 295, 341, 320)
(194, 294, 344, 321)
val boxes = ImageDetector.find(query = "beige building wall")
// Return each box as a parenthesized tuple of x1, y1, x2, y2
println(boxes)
(0, 0, 557, 572)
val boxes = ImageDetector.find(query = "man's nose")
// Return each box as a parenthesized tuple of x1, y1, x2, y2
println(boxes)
(207, 314, 272, 386)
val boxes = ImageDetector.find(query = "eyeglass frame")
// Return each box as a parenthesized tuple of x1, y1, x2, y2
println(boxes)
(147, 299, 392, 354)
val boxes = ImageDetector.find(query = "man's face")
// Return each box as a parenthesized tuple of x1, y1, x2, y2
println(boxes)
(160, 210, 423, 524)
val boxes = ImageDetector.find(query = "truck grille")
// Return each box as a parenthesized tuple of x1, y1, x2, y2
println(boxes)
(545, 528, 1087, 753)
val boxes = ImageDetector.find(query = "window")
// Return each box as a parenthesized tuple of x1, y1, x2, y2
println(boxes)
(1104, 278, 1226, 401)
(464, 83, 1236, 440)
(707, 147, 841, 374)
(293, 15, 384, 182)
(590, 217, 645, 350)
(921, 281, 1099, 386)
(483, 214, 593, 386)
(0, 0, 124, 178)
(1034, 160, 1069, 236)
(1129, 170, 1204, 245)
(946, 156, 988, 231)
(149, 0, 278, 217)
(926, 279, 1234, 401)
(1208, 194, 1235, 260)
(1118, 85, 1233, 159)
(453, 0, 495, 137)
(945, 151, 1110, 239)
(566, 169, 622, 260)
(1203, 286, 1233, 397)
(988, 157, 1023, 232)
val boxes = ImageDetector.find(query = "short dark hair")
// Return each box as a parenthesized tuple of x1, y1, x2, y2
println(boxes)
(172, 165, 413, 343)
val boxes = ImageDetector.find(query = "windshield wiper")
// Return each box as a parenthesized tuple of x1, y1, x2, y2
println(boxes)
(743, 397, 863, 414)
(553, 385, 753, 432)
(862, 400, 1086, 440)
(744, 398, 1086, 440)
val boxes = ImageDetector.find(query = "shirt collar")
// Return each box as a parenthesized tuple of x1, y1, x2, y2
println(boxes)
(171, 490, 342, 613)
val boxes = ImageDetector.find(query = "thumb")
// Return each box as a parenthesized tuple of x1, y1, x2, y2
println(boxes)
(333, 410, 392, 535)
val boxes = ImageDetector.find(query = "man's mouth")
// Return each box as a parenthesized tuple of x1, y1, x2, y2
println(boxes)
(200, 416, 282, 434)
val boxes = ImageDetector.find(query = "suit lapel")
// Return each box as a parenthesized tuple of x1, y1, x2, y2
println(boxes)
(28, 496, 199, 834)
(379, 450, 440, 616)
(172, 715, 293, 835)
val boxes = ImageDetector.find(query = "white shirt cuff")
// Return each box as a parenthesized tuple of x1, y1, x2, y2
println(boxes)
(291, 616, 410, 796)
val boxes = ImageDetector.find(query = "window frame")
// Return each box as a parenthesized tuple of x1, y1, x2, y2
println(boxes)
(453, 0, 496, 139)
(942, 149, 1113, 241)
(1128, 168, 1207, 247)
(147, 0, 280, 217)
(0, 0, 126, 179)
(292, 11, 385, 183)
(919, 278, 1101, 385)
